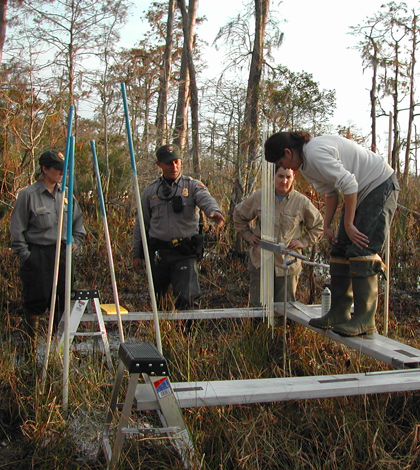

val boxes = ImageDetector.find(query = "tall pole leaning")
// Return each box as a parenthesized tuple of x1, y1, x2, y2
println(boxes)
(41, 106, 74, 390)
(63, 136, 75, 411)
(121, 83, 163, 354)
(90, 140, 125, 344)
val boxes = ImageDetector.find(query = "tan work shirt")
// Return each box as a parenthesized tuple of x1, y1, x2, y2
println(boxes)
(233, 189, 323, 276)
(10, 180, 86, 261)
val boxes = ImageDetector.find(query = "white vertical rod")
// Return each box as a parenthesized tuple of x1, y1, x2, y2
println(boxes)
(383, 112, 393, 336)
(90, 140, 125, 344)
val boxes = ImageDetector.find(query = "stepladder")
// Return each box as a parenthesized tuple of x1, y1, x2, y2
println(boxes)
(101, 342, 198, 470)
(57, 289, 112, 367)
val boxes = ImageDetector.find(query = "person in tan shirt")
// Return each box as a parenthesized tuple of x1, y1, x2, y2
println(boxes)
(233, 166, 323, 305)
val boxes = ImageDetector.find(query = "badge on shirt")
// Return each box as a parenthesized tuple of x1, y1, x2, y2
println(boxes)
(182, 188, 189, 197)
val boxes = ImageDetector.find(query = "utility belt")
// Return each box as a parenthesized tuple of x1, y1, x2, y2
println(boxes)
(150, 235, 204, 261)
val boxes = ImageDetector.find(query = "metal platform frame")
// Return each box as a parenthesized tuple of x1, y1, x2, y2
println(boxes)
(85, 302, 420, 370)
(101, 342, 197, 470)
(134, 368, 420, 410)
(99, 302, 420, 470)
(98, 238, 420, 469)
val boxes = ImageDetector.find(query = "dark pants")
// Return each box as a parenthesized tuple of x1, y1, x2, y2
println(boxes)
(151, 249, 200, 309)
(248, 259, 298, 306)
(19, 244, 66, 322)
(331, 176, 399, 259)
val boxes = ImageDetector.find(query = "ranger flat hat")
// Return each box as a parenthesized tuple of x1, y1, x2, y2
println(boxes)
(156, 144, 182, 164)
(39, 150, 65, 171)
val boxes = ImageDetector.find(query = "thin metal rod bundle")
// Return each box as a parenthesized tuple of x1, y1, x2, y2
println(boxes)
(260, 156, 276, 329)
(383, 112, 393, 335)
(41, 106, 74, 389)
(121, 83, 162, 354)
(90, 140, 125, 344)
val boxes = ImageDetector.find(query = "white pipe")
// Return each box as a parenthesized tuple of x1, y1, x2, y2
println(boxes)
(383, 112, 393, 336)
(90, 140, 125, 344)
(41, 106, 74, 390)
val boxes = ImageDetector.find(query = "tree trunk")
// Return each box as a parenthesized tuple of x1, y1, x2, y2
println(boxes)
(391, 44, 400, 173)
(369, 37, 378, 152)
(236, 0, 269, 202)
(0, 0, 7, 67)
(403, 13, 418, 182)
(156, 0, 175, 146)
(173, 0, 196, 155)
(177, 0, 200, 179)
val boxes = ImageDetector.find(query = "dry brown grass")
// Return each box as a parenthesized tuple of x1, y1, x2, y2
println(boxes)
(1, 182, 420, 469)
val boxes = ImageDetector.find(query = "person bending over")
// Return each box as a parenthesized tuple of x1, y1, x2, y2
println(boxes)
(265, 132, 399, 336)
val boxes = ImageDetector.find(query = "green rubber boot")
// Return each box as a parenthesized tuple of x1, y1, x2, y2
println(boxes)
(309, 258, 353, 329)
(332, 255, 384, 337)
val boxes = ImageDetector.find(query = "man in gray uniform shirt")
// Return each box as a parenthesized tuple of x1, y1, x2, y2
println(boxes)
(133, 144, 224, 310)
(10, 150, 86, 346)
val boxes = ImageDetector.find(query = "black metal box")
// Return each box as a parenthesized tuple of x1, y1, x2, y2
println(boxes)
(71, 289, 99, 300)
(118, 342, 169, 376)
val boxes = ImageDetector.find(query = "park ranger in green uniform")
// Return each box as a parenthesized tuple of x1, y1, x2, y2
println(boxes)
(10, 150, 86, 347)
(133, 144, 224, 310)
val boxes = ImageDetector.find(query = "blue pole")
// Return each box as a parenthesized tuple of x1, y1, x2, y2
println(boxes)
(121, 83, 162, 353)
(121, 84, 137, 176)
(63, 136, 75, 410)
(62, 105, 74, 184)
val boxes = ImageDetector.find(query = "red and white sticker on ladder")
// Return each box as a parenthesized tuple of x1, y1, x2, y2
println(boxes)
(154, 377, 172, 399)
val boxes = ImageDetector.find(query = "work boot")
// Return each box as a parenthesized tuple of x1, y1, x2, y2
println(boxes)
(308, 258, 353, 329)
(332, 255, 384, 337)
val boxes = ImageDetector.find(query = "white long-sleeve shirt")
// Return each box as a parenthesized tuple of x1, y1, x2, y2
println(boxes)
(300, 136, 394, 202)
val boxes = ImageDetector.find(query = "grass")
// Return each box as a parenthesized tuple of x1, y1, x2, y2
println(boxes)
(1, 196, 420, 469)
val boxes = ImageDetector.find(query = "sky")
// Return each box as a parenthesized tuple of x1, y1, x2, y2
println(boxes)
(121, 0, 419, 145)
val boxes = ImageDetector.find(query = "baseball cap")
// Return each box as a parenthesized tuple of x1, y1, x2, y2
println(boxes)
(39, 150, 65, 171)
(156, 144, 182, 164)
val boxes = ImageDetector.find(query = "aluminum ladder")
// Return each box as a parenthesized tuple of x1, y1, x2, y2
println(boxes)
(57, 289, 112, 367)
(101, 342, 197, 469)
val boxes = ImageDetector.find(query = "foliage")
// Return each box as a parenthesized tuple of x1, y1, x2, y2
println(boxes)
(1, 2, 420, 466)
(262, 65, 336, 134)
(1, 172, 420, 468)
(350, 1, 420, 176)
